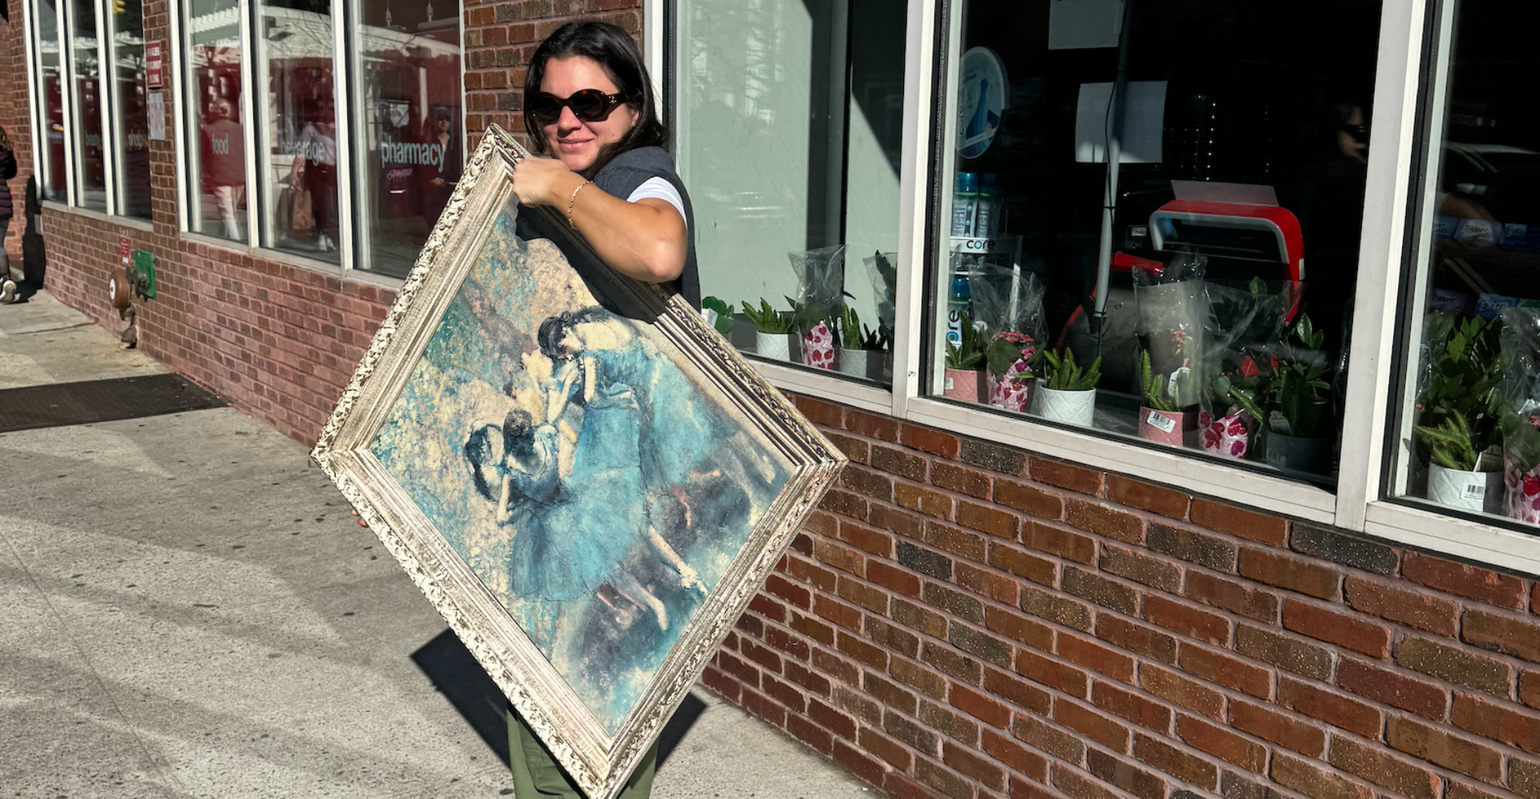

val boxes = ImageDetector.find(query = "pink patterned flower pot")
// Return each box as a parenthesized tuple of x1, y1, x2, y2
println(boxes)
(987, 362, 1034, 412)
(1139, 408, 1197, 447)
(1504, 449, 1540, 525)
(802, 322, 836, 370)
(943, 368, 985, 403)
(1200, 409, 1254, 460)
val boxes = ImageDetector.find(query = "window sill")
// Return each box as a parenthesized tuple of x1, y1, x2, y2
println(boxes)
(1364, 499, 1540, 575)
(904, 396, 1339, 525)
(39, 202, 152, 233)
(178, 231, 404, 293)
(752, 358, 894, 416)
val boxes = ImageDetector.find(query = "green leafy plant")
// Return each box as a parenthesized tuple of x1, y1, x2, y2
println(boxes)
(785, 295, 841, 338)
(1413, 314, 1504, 471)
(1210, 368, 1266, 424)
(838, 306, 888, 351)
(986, 332, 1037, 381)
(1038, 347, 1101, 391)
(1503, 413, 1540, 475)
(701, 296, 736, 337)
(945, 312, 987, 370)
(1141, 350, 1180, 412)
(741, 299, 794, 334)
(1270, 314, 1334, 439)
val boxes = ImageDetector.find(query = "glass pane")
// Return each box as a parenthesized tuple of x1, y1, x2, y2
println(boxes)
(110, 0, 150, 219)
(185, 0, 245, 240)
(675, 0, 905, 382)
(1390, 1, 1540, 525)
(70, 0, 107, 211)
(258, 0, 339, 263)
(350, 0, 463, 278)
(35, 0, 69, 202)
(928, 0, 1382, 486)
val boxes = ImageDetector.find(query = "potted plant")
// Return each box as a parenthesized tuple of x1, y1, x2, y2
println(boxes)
(1502, 413, 1540, 525)
(1032, 347, 1101, 427)
(837, 305, 888, 380)
(986, 331, 1036, 412)
(1263, 314, 1335, 475)
(1202, 362, 1265, 460)
(1139, 349, 1196, 446)
(742, 299, 796, 361)
(1413, 315, 1504, 513)
(943, 312, 988, 402)
(701, 296, 737, 339)
(787, 295, 841, 370)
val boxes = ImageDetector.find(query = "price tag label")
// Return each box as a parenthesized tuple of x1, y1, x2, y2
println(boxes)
(1464, 483, 1487, 500)
(1146, 411, 1177, 434)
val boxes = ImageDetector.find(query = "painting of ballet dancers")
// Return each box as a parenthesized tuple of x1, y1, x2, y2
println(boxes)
(365, 206, 794, 734)
(311, 126, 844, 799)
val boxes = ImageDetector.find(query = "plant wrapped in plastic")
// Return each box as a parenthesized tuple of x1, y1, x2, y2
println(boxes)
(1412, 313, 1504, 472)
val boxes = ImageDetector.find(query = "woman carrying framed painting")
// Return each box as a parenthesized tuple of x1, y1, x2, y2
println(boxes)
(503, 19, 700, 799)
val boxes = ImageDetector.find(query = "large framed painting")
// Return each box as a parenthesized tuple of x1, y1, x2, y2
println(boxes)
(311, 125, 846, 799)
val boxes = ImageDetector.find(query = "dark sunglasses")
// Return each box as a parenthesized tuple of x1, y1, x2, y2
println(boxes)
(527, 89, 627, 125)
(1341, 124, 1370, 141)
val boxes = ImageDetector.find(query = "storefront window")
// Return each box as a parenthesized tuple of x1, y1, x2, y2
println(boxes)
(674, 0, 906, 382)
(1390, 1, 1540, 525)
(109, 0, 150, 219)
(69, 0, 107, 212)
(257, 0, 339, 263)
(184, 0, 246, 240)
(34, 0, 69, 203)
(348, 0, 463, 278)
(928, 0, 1381, 486)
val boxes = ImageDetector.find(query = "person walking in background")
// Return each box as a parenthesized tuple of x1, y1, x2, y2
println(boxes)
(0, 125, 17, 289)
(201, 98, 246, 240)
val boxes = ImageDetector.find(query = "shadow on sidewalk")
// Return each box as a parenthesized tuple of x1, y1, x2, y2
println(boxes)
(411, 629, 706, 769)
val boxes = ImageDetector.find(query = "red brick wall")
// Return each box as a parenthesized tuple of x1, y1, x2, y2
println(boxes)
(462, 0, 643, 151)
(707, 394, 1540, 799)
(4, 0, 646, 444)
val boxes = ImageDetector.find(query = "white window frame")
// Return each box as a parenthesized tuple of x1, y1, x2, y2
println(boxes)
(664, 0, 1540, 563)
(168, 0, 466, 281)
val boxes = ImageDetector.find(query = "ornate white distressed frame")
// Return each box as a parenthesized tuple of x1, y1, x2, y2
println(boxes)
(311, 125, 847, 799)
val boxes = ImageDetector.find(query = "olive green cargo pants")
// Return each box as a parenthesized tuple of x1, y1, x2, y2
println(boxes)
(508, 710, 657, 798)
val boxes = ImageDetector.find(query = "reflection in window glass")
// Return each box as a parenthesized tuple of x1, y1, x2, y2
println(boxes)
(184, 0, 245, 240)
(34, 0, 69, 202)
(258, 0, 339, 263)
(69, 0, 107, 211)
(929, 0, 1381, 486)
(110, 0, 151, 219)
(675, 0, 905, 382)
(1392, 2, 1540, 526)
(350, 0, 462, 278)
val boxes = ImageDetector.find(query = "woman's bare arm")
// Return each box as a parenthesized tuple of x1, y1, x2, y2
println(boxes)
(509, 156, 687, 284)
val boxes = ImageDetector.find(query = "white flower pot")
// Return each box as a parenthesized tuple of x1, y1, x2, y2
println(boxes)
(1428, 464, 1503, 514)
(754, 330, 793, 361)
(839, 348, 871, 380)
(1033, 386, 1096, 427)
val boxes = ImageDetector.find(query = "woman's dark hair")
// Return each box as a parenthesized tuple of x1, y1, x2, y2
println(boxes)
(537, 307, 608, 361)
(502, 408, 536, 463)
(523, 21, 670, 178)
(464, 424, 500, 500)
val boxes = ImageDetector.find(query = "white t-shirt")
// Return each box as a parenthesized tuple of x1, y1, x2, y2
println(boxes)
(626, 177, 687, 231)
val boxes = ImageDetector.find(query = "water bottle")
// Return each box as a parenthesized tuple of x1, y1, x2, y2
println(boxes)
(945, 266, 972, 347)
(974, 173, 998, 239)
(950, 172, 978, 237)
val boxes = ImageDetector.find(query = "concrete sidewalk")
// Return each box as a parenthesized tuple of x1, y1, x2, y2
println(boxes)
(0, 292, 873, 799)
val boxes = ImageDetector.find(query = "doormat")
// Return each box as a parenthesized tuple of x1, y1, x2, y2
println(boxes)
(0, 374, 226, 433)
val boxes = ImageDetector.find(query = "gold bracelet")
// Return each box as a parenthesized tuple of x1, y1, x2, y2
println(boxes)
(567, 180, 594, 229)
